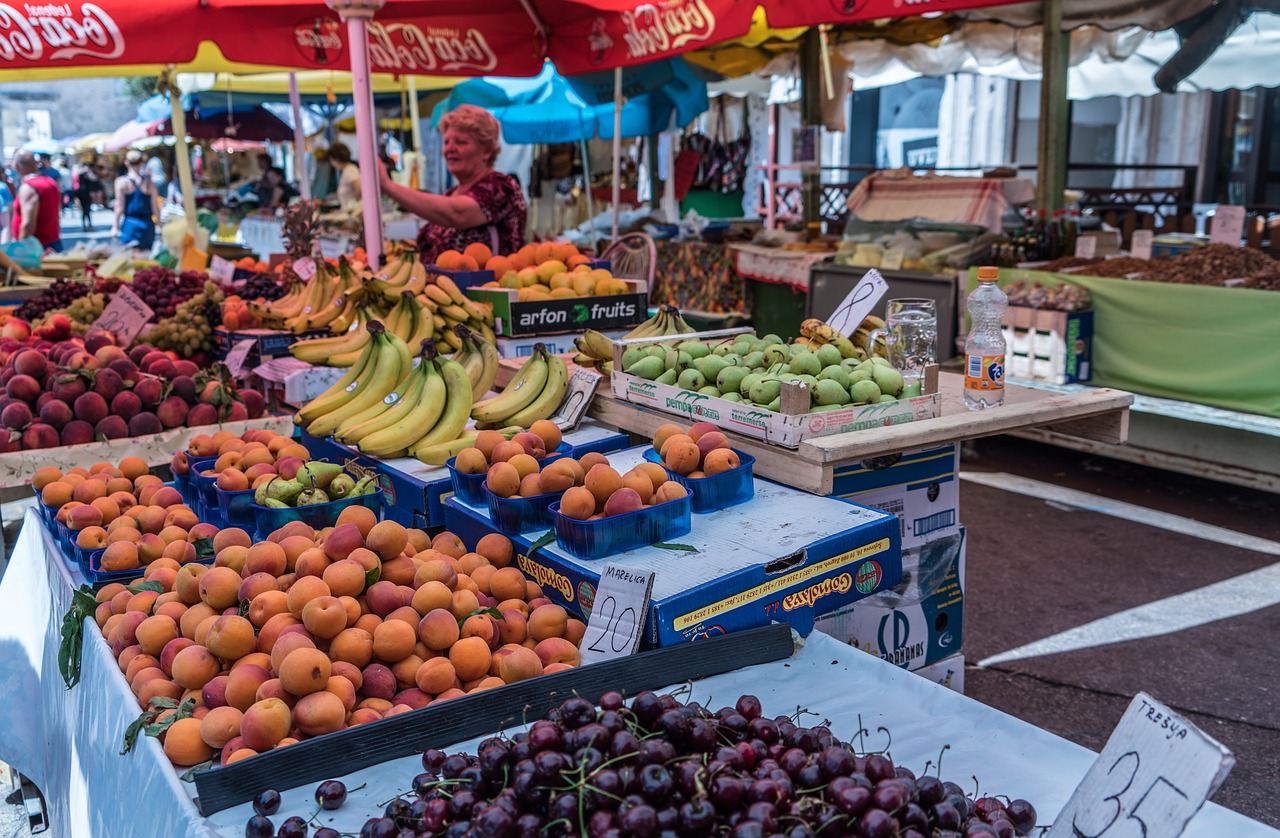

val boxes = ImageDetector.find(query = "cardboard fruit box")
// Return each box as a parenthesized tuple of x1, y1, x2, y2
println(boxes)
(442, 445, 902, 647)
(467, 280, 649, 337)
(609, 328, 942, 449)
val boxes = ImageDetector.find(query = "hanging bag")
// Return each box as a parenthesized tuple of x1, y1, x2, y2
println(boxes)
(717, 98, 752, 194)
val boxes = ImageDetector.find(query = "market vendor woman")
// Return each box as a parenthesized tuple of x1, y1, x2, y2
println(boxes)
(378, 105, 527, 263)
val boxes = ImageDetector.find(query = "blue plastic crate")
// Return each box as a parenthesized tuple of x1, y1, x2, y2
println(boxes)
(251, 488, 384, 541)
(663, 450, 755, 514)
(548, 494, 692, 560)
(85, 551, 216, 585)
(484, 484, 560, 534)
(215, 485, 257, 529)
(429, 266, 494, 289)
(448, 443, 570, 506)
(173, 470, 194, 505)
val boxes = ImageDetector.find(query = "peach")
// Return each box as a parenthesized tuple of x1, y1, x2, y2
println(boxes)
(301, 596, 348, 639)
(528, 604, 568, 641)
(431, 532, 466, 559)
(170, 645, 221, 690)
(224, 664, 272, 712)
(205, 615, 256, 661)
(278, 647, 332, 697)
(448, 636, 492, 681)
(535, 637, 580, 668)
(199, 705, 243, 749)
(240, 698, 292, 751)
(364, 580, 403, 618)
(360, 663, 397, 701)
(163, 717, 213, 766)
(294, 690, 345, 736)
(335, 504, 378, 539)
(497, 646, 544, 684)
(391, 688, 431, 710)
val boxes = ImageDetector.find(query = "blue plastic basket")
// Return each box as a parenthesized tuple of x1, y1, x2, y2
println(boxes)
(173, 470, 194, 505)
(448, 443, 570, 506)
(484, 484, 560, 534)
(85, 550, 216, 585)
(215, 485, 257, 529)
(251, 487, 384, 541)
(664, 450, 755, 513)
(548, 494, 692, 560)
(191, 470, 220, 513)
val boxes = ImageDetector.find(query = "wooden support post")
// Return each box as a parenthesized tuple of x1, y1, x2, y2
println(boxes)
(648, 133, 661, 213)
(799, 28, 822, 225)
(1037, 0, 1069, 212)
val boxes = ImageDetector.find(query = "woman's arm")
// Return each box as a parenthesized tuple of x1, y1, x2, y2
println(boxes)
(112, 176, 127, 235)
(378, 162, 487, 230)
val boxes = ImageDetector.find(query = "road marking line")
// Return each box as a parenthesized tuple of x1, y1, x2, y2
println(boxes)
(962, 472, 1280, 667)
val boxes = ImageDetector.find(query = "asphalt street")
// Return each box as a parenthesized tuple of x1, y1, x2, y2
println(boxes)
(960, 436, 1280, 828)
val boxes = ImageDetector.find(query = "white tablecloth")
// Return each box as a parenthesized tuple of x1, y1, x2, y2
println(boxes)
(0, 511, 1272, 837)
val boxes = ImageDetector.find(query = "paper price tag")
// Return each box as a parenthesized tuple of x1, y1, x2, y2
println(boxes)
(827, 268, 889, 337)
(224, 339, 256, 378)
(319, 235, 351, 259)
(1209, 205, 1245, 245)
(1075, 235, 1097, 259)
(209, 255, 236, 283)
(1047, 692, 1235, 838)
(578, 564, 654, 665)
(546, 367, 602, 432)
(1131, 230, 1154, 261)
(293, 257, 317, 281)
(89, 286, 153, 347)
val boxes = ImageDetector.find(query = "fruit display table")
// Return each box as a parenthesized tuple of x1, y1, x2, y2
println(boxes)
(586, 371, 1133, 494)
(0, 511, 1270, 837)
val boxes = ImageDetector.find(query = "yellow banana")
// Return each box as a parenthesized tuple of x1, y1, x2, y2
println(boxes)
(423, 285, 452, 306)
(295, 330, 380, 425)
(358, 348, 449, 458)
(335, 345, 431, 444)
(470, 328, 500, 401)
(575, 330, 616, 360)
(290, 312, 371, 365)
(439, 303, 470, 322)
(470, 350, 547, 424)
(409, 356, 473, 454)
(435, 275, 468, 306)
(504, 348, 567, 428)
(304, 325, 410, 439)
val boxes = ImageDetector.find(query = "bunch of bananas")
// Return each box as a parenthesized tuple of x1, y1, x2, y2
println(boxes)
(573, 305, 696, 373)
(449, 324, 500, 401)
(287, 254, 497, 368)
(796, 316, 885, 359)
(471, 344, 568, 431)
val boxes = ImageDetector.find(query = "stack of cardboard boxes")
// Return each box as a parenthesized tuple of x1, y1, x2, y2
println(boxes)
(814, 444, 967, 693)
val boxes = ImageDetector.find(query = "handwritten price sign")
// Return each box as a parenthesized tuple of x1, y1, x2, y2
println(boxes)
(89, 286, 153, 347)
(578, 564, 654, 665)
(827, 268, 889, 337)
(1047, 692, 1234, 838)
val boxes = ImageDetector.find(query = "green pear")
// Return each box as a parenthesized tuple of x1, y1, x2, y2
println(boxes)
(328, 473, 356, 499)
(790, 351, 821, 377)
(873, 366, 905, 397)
(850, 380, 882, 404)
(657, 368, 678, 386)
(297, 487, 330, 506)
(762, 345, 789, 368)
(717, 365, 751, 395)
(681, 341, 710, 359)
(819, 366, 851, 389)
(814, 379, 850, 406)
(694, 355, 729, 382)
(698, 385, 722, 397)
(263, 498, 290, 509)
(815, 344, 843, 368)
(297, 461, 343, 491)
(677, 368, 706, 391)
(267, 478, 305, 506)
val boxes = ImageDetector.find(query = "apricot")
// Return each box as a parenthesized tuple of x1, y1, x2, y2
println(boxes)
(431, 532, 466, 559)
(240, 698, 292, 751)
(41, 481, 73, 508)
(408, 609, 455, 652)
(276, 647, 331, 697)
(335, 504, 378, 539)
(202, 674, 229, 709)
(663, 440, 701, 476)
(390, 654, 425, 690)
(461, 615, 499, 650)
(498, 646, 544, 684)
(537, 462, 575, 495)
(529, 604, 568, 641)
(622, 470, 655, 503)
(526, 419, 561, 452)
(287, 575, 331, 616)
(347, 708, 382, 727)
(338, 595, 362, 626)
(247, 590, 289, 628)
(205, 615, 256, 661)
(508, 454, 540, 481)
(302, 596, 349, 639)
(449, 589, 480, 622)
(361, 664, 397, 701)
(125, 653, 160, 684)
(372, 618, 417, 663)
(329, 628, 374, 668)
(535, 637, 580, 667)
(238, 572, 279, 603)
(517, 473, 543, 497)
(212, 528, 252, 553)
(126, 590, 160, 615)
(32, 466, 63, 491)
(654, 481, 689, 504)
(162, 540, 196, 564)
(179, 603, 218, 640)
(498, 610, 529, 645)
(224, 748, 258, 765)
(135, 614, 179, 657)
(485, 462, 520, 498)
(162, 717, 213, 766)
(558, 486, 596, 521)
(703, 447, 741, 475)
(198, 705, 243, 750)
(294, 690, 345, 737)
(432, 688, 466, 704)
(448, 636, 492, 682)
(584, 464, 624, 507)
(269, 631, 316, 674)
(168, 641, 222, 691)
(319, 558, 365, 598)
(197, 566, 242, 611)
(100, 541, 140, 572)
(659, 432, 695, 459)
(243, 542, 288, 577)
(564, 619, 587, 646)
(577, 452, 610, 471)
(651, 423, 684, 453)
(224, 664, 272, 712)
(414, 560, 459, 592)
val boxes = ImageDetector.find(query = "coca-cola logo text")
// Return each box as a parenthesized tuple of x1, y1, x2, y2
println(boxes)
(367, 22, 496, 74)
(619, 0, 715, 60)
(0, 2, 123, 62)
(292, 18, 344, 65)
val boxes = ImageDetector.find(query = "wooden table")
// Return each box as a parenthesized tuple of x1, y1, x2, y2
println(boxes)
(585, 372, 1132, 494)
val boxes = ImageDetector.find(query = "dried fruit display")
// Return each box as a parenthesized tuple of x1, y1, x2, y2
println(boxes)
(1137, 243, 1276, 284)
(1040, 255, 1100, 272)
(1003, 282, 1091, 311)
(1069, 257, 1153, 278)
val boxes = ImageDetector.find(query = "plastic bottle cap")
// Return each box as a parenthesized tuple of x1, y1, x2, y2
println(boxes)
(978, 266, 1000, 282)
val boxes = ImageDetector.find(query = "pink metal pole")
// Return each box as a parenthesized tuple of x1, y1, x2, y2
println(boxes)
(341, 12, 383, 269)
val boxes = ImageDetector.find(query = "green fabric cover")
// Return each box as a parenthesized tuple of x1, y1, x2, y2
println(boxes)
(967, 268, 1280, 418)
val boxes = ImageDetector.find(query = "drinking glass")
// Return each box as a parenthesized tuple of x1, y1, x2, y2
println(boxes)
(867, 298, 937, 394)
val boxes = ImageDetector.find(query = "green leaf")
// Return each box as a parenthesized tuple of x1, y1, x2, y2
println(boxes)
(148, 696, 180, 710)
(237, 598, 251, 618)
(120, 708, 156, 755)
(179, 760, 214, 783)
(175, 697, 196, 720)
(653, 542, 698, 552)
(193, 537, 216, 561)
(58, 585, 98, 689)
(127, 579, 164, 595)
(364, 564, 381, 588)
(528, 531, 556, 552)
(459, 605, 505, 630)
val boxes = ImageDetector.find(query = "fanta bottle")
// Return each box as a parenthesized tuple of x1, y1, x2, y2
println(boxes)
(964, 266, 1007, 410)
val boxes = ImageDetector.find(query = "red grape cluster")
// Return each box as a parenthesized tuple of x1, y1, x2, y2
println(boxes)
(131, 267, 209, 319)
(15, 279, 89, 322)
(247, 692, 1039, 838)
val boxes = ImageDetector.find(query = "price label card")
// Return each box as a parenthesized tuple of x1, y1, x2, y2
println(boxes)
(293, 257, 317, 281)
(1131, 230, 1154, 261)
(223, 339, 257, 378)
(827, 268, 889, 337)
(1209, 205, 1246, 245)
(880, 246, 906, 271)
(1075, 235, 1098, 259)
(89, 286, 153, 346)
(1047, 692, 1235, 838)
(319, 235, 351, 259)
(209, 255, 236, 283)
(578, 564, 654, 665)
(546, 367, 602, 432)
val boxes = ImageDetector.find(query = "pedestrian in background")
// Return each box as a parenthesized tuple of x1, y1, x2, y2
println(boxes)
(11, 150, 62, 251)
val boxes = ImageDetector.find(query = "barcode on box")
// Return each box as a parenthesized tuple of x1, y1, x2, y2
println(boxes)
(873, 498, 906, 540)
(967, 355, 982, 377)
(913, 509, 957, 538)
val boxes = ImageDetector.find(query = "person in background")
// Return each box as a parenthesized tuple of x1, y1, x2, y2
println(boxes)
(72, 159, 102, 231)
(257, 167, 297, 209)
(327, 143, 361, 209)
(146, 154, 168, 193)
(11, 150, 62, 251)
(377, 105, 527, 263)
(112, 149, 157, 251)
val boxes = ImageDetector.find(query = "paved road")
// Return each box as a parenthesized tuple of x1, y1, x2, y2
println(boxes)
(961, 436, 1280, 828)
